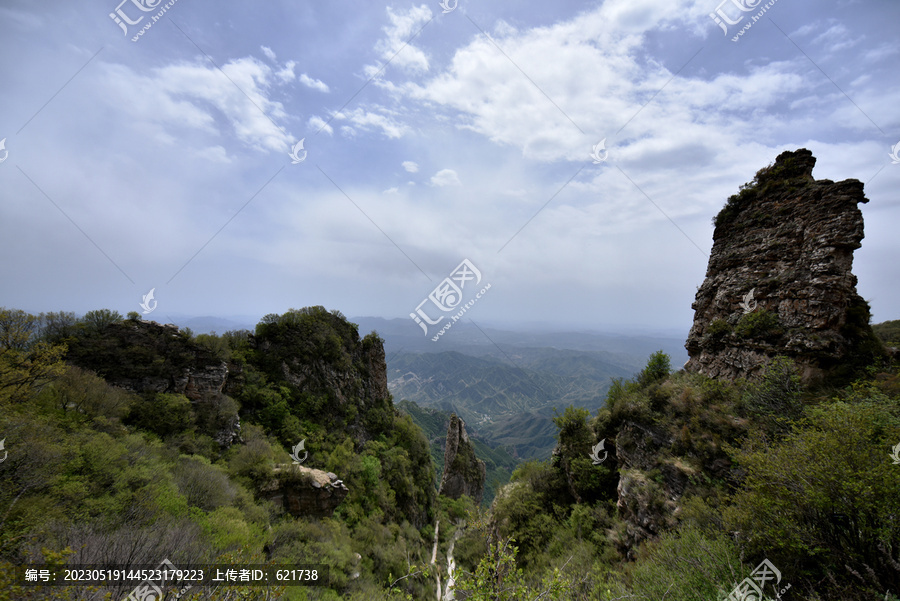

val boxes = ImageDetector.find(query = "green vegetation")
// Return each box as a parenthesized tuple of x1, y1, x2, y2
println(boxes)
(397, 400, 518, 506)
(873, 319, 900, 347)
(735, 307, 782, 339)
(1, 305, 897, 600)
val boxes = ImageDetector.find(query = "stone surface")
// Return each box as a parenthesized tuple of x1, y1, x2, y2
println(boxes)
(684, 148, 886, 383)
(438, 414, 486, 504)
(261, 464, 349, 519)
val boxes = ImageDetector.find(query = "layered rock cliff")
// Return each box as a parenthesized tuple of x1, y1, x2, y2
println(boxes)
(438, 414, 486, 504)
(685, 149, 886, 383)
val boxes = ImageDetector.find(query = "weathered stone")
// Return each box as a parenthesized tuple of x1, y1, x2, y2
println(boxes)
(261, 464, 349, 519)
(685, 148, 886, 383)
(438, 414, 486, 504)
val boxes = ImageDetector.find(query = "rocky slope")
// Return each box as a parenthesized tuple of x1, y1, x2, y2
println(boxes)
(684, 148, 886, 383)
(438, 414, 486, 504)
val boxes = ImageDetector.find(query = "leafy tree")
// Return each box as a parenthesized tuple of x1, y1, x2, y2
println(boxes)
(636, 350, 671, 387)
(0, 308, 67, 405)
(79, 308, 123, 334)
(724, 397, 900, 597)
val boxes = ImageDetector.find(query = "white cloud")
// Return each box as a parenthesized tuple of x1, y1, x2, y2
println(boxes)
(383, 187, 399, 194)
(299, 73, 329, 92)
(333, 107, 409, 139)
(308, 116, 333, 135)
(100, 57, 294, 153)
(260, 45, 277, 61)
(430, 169, 461, 186)
(402, 161, 419, 173)
(371, 4, 433, 75)
(276, 60, 296, 83)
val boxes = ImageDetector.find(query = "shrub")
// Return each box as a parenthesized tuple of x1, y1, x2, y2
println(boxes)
(734, 308, 781, 339)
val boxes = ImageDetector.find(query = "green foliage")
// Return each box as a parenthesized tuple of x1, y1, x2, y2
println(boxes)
(0, 308, 68, 405)
(627, 525, 746, 601)
(125, 392, 195, 439)
(636, 350, 671, 387)
(743, 356, 802, 429)
(724, 396, 900, 597)
(872, 319, 900, 347)
(80, 308, 123, 334)
(734, 308, 782, 339)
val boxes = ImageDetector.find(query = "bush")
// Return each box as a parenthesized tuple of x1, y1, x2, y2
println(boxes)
(627, 525, 746, 601)
(734, 308, 781, 339)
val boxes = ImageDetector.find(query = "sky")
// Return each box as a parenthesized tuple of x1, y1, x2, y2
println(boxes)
(1, 0, 898, 337)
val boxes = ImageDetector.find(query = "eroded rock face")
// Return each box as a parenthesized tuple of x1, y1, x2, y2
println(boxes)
(261, 464, 349, 519)
(438, 414, 486, 504)
(685, 149, 885, 383)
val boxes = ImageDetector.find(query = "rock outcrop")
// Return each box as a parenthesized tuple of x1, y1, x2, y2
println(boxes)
(438, 414, 486, 504)
(261, 464, 349, 519)
(65, 319, 241, 447)
(685, 149, 886, 383)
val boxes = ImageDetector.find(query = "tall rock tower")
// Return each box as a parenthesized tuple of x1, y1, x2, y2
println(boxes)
(438, 414, 486, 504)
(684, 149, 886, 382)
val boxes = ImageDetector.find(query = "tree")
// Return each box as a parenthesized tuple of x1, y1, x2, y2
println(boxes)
(0, 308, 68, 405)
(637, 350, 671, 387)
(80, 308, 123, 334)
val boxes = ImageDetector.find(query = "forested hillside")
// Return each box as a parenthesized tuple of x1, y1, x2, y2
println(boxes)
(2, 306, 899, 600)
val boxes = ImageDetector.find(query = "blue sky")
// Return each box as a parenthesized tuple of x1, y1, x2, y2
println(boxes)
(1, 0, 898, 333)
